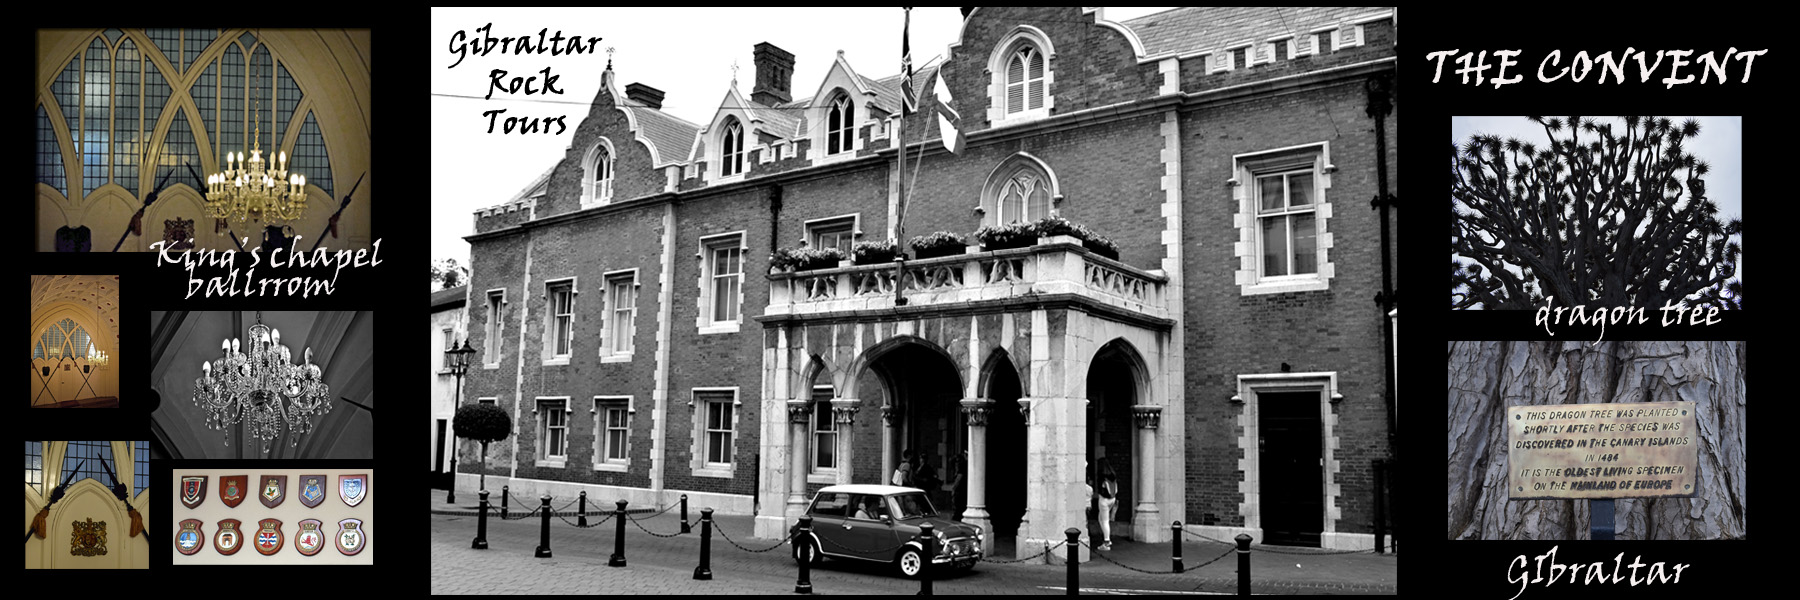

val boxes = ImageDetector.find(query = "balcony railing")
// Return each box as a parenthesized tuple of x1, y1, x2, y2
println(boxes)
(765, 236, 1168, 321)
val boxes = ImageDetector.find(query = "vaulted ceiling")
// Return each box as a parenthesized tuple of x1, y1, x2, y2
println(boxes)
(149, 311, 372, 459)
(30, 275, 120, 338)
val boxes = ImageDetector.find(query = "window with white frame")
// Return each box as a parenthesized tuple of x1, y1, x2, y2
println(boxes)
(983, 156, 1058, 226)
(827, 95, 854, 155)
(478, 397, 497, 406)
(720, 119, 745, 178)
(1005, 45, 1046, 115)
(1233, 144, 1335, 295)
(595, 397, 631, 469)
(603, 271, 637, 356)
(483, 290, 504, 366)
(537, 398, 569, 465)
(806, 215, 857, 254)
(695, 390, 737, 468)
(544, 279, 575, 361)
(810, 386, 836, 472)
(584, 139, 614, 206)
(699, 233, 745, 330)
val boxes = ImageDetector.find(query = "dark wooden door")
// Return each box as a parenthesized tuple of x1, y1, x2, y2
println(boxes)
(1259, 392, 1322, 547)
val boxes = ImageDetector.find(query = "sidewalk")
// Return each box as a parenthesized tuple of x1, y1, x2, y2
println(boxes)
(429, 489, 1396, 594)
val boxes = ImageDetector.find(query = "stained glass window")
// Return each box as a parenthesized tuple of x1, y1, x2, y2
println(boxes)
(55, 58, 81, 141)
(37, 106, 68, 196)
(83, 38, 111, 198)
(192, 61, 214, 158)
(276, 62, 301, 149)
(159, 110, 202, 192)
(61, 441, 114, 488)
(144, 65, 169, 145)
(183, 28, 216, 74)
(26, 442, 44, 494)
(220, 44, 244, 166)
(250, 45, 273, 154)
(114, 39, 140, 193)
(294, 112, 334, 200)
(134, 441, 148, 495)
(146, 28, 180, 72)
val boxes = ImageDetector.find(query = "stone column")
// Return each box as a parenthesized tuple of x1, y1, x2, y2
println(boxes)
(831, 398, 861, 485)
(881, 404, 899, 484)
(959, 398, 993, 553)
(786, 400, 812, 519)
(1131, 405, 1164, 542)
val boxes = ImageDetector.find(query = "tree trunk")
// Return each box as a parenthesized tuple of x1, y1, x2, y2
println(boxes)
(1448, 341, 1745, 540)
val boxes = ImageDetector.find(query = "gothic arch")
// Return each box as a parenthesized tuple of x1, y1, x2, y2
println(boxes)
(981, 152, 1063, 225)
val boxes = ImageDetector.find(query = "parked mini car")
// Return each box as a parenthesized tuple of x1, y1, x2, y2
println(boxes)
(789, 484, 982, 578)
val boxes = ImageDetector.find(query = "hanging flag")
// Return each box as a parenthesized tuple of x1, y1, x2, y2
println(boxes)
(932, 71, 965, 154)
(900, 7, 917, 115)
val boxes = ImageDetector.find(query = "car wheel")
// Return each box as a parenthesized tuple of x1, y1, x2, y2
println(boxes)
(896, 547, 925, 578)
(793, 537, 822, 566)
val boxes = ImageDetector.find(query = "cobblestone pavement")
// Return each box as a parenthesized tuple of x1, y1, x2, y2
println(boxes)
(430, 492, 1396, 595)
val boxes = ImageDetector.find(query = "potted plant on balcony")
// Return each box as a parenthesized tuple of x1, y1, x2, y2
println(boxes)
(1075, 225, 1121, 260)
(770, 246, 847, 272)
(852, 240, 898, 265)
(974, 222, 1037, 251)
(908, 231, 967, 259)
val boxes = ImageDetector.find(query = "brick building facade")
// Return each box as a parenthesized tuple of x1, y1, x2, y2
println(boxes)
(457, 7, 1397, 555)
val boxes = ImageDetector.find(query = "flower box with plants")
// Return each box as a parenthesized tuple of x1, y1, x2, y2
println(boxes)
(908, 231, 967, 259)
(973, 222, 1038, 251)
(851, 240, 898, 265)
(769, 246, 847, 272)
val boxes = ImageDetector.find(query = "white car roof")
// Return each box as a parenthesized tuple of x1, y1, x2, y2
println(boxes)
(817, 484, 923, 496)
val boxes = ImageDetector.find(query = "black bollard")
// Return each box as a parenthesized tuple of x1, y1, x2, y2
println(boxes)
(579, 491, 589, 527)
(471, 489, 490, 549)
(693, 508, 714, 581)
(534, 495, 553, 558)
(680, 494, 691, 534)
(1066, 528, 1081, 595)
(1235, 533, 1252, 596)
(1171, 521, 1184, 573)
(447, 456, 458, 504)
(795, 516, 813, 594)
(919, 522, 934, 595)
(609, 499, 629, 567)
(501, 485, 510, 520)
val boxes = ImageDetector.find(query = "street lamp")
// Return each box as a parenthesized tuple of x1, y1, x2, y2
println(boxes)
(445, 338, 476, 504)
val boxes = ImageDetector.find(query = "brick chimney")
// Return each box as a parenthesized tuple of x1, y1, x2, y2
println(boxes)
(752, 42, 795, 106)
(625, 83, 665, 110)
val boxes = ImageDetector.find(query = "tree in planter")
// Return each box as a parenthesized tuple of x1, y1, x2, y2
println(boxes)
(1447, 341, 1744, 540)
(1451, 116, 1741, 310)
(453, 403, 512, 492)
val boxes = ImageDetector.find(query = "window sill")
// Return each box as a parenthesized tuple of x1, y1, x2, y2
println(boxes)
(596, 462, 630, 473)
(483, 363, 501, 370)
(698, 322, 741, 335)
(542, 357, 571, 367)
(694, 466, 735, 479)
(535, 458, 567, 469)
(806, 472, 839, 485)
(1241, 276, 1330, 296)
(600, 353, 634, 364)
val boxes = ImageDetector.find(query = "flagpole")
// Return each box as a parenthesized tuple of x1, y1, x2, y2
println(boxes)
(893, 6, 912, 307)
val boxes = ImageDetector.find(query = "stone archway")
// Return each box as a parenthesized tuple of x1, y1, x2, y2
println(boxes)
(857, 338, 964, 512)
(976, 349, 1027, 542)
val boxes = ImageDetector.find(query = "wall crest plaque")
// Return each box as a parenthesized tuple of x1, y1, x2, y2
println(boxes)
(220, 475, 248, 508)
(215, 519, 243, 555)
(339, 474, 369, 507)
(255, 519, 284, 556)
(260, 475, 288, 508)
(300, 475, 327, 508)
(71, 518, 107, 556)
(336, 518, 366, 556)
(295, 519, 326, 556)
(181, 475, 208, 509)
(177, 519, 205, 555)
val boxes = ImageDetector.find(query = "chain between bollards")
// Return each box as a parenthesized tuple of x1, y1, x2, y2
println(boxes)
(471, 489, 490, 549)
(1236, 533, 1252, 596)
(794, 516, 813, 594)
(534, 494, 553, 558)
(693, 508, 714, 581)
(609, 499, 629, 567)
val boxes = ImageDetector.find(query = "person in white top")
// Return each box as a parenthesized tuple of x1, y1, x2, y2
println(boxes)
(1095, 460, 1119, 550)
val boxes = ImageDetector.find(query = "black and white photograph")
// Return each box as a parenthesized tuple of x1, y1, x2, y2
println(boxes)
(430, 6, 1398, 594)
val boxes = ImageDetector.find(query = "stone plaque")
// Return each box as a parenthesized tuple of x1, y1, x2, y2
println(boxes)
(1508, 401, 1700, 500)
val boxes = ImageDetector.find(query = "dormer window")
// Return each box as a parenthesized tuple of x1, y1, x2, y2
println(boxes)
(720, 120, 745, 178)
(1005, 46, 1046, 115)
(827, 96, 854, 155)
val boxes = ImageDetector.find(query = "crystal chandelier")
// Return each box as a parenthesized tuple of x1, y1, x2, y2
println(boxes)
(204, 64, 306, 223)
(192, 312, 332, 453)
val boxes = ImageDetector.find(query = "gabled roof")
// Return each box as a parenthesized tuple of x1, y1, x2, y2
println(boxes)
(1122, 7, 1389, 58)
(619, 101, 702, 167)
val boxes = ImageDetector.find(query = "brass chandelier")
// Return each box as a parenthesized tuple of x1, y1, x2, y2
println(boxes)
(204, 65, 306, 223)
(192, 312, 331, 453)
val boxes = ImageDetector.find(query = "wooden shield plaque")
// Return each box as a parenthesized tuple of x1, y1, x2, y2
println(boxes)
(1507, 401, 1701, 500)
(336, 518, 366, 556)
(260, 475, 287, 508)
(295, 519, 326, 556)
(220, 475, 247, 508)
(255, 519, 284, 556)
(300, 475, 327, 508)
(215, 519, 243, 556)
(181, 476, 207, 509)
(177, 519, 205, 555)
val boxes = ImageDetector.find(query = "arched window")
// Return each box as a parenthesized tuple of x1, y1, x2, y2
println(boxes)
(584, 140, 613, 206)
(1005, 45, 1045, 115)
(720, 120, 745, 177)
(60, 441, 114, 488)
(994, 166, 1052, 224)
(37, 318, 100, 361)
(82, 38, 110, 197)
(827, 96, 854, 155)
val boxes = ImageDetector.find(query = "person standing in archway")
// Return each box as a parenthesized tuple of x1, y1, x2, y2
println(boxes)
(1096, 460, 1119, 550)
(893, 449, 914, 487)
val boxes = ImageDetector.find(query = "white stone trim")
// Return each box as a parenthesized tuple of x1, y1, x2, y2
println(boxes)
(986, 26, 1057, 127)
(541, 277, 579, 365)
(600, 269, 640, 359)
(1231, 142, 1336, 295)
(695, 231, 748, 332)
(691, 387, 742, 477)
(534, 396, 573, 468)
(1234, 372, 1341, 540)
(594, 395, 634, 472)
